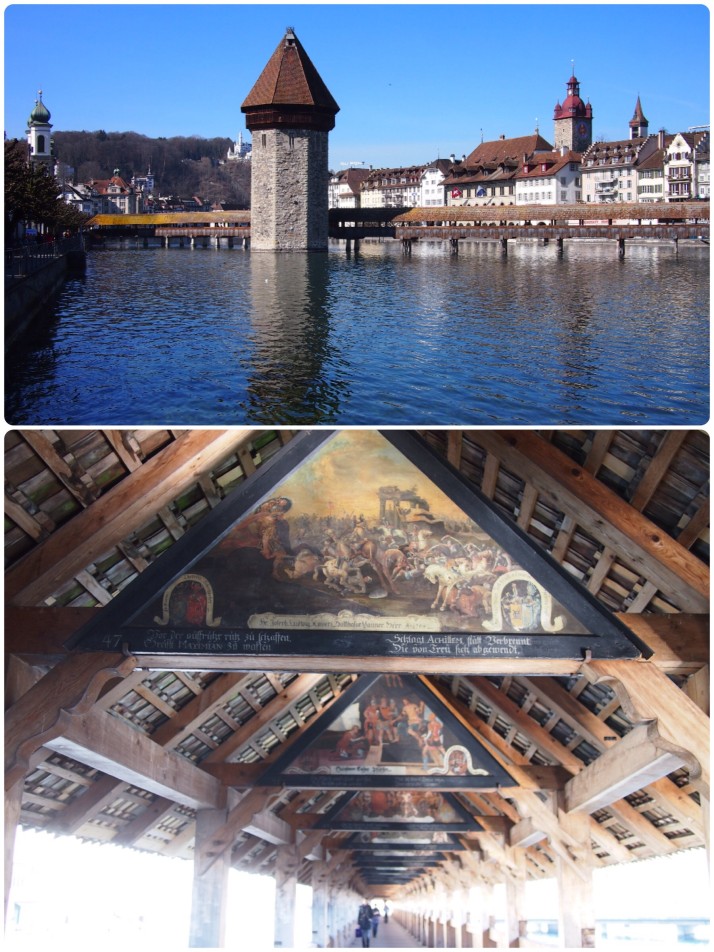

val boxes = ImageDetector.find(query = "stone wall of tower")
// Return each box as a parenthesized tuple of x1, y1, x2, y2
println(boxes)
(554, 121, 572, 152)
(250, 127, 329, 251)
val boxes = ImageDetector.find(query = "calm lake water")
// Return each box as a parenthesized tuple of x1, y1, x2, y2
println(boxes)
(5, 239, 709, 426)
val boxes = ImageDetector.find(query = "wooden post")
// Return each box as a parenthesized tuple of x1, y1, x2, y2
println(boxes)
(273, 844, 300, 948)
(189, 808, 230, 947)
(500, 238, 508, 255)
(473, 882, 497, 948)
(555, 797, 595, 949)
(311, 860, 329, 948)
(504, 850, 528, 948)
(4, 779, 23, 924)
(327, 884, 336, 946)
(618, 238, 625, 258)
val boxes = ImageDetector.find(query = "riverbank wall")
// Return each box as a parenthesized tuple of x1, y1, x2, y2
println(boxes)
(5, 239, 86, 350)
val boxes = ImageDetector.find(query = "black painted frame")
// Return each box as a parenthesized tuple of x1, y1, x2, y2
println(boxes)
(68, 429, 648, 663)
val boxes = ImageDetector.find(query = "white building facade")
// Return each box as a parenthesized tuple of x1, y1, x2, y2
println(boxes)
(515, 148, 582, 205)
(665, 131, 709, 201)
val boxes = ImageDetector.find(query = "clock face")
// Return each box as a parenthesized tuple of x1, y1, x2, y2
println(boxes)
(577, 122, 588, 137)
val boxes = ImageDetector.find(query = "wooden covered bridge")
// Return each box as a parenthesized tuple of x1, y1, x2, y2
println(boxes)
(85, 203, 709, 256)
(4, 428, 709, 948)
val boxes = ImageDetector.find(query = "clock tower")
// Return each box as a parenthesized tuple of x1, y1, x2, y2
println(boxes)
(553, 72, 593, 153)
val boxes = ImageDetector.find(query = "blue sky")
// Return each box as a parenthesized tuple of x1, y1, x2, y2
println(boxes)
(4, 3, 710, 171)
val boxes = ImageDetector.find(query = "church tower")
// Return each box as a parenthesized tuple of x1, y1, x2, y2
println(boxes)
(553, 72, 593, 153)
(241, 28, 340, 251)
(629, 96, 649, 139)
(26, 90, 54, 170)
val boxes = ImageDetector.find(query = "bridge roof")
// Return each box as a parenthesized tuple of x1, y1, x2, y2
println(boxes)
(85, 212, 251, 228)
(5, 428, 709, 902)
(393, 202, 710, 224)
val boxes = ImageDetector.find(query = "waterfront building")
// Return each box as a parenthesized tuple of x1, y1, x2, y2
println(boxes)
(328, 166, 371, 208)
(360, 165, 426, 208)
(60, 181, 97, 216)
(636, 131, 673, 203)
(241, 27, 340, 251)
(553, 72, 593, 152)
(443, 133, 553, 206)
(86, 171, 142, 214)
(665, 130, 710, 202)
(25, 90, 54, 171)
(131, 167, 156, 200)
(514, 147, 583, 205)
(419, 159, 453, 206)
(580, 132, 659, 204)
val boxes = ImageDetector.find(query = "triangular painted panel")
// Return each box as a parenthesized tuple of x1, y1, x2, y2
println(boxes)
(313, 789, 482, 833)
(258, 673, 513, 789)
(341, 831, 466, 852)
(70, 430, 646, 663)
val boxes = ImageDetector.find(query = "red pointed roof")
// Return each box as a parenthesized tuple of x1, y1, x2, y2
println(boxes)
(553, 73, 592, 121)
(241, 28, 339, 131)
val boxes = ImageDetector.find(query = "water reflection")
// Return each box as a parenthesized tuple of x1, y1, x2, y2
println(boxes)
(244, 253, 350, 422)
(3, 242, 709, 426)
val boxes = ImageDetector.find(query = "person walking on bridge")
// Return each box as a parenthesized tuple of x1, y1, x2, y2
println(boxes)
(357, 901, 373, 948)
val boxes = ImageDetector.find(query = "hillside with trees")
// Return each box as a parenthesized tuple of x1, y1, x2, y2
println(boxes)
(52, 130, 251, 206)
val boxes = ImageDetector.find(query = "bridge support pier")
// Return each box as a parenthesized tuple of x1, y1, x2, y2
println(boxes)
(500, 238, 508, 256)
(673, 237, 679, 256)
(402, 239, 412, 256)
(450, 238, 459, 255)
(618, 238, 626, 258)
(556, 237, 564, 256)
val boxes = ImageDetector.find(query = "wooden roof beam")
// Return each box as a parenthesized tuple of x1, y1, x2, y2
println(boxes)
(469, 431, 709, 612)
(5, 651, 138, 790)
(6, 429, 252, 607)
(242, 808, 294, 846)
(563, 721, 687, 815)
(582, 659, 710, 802)
(43, 707, 226, 810)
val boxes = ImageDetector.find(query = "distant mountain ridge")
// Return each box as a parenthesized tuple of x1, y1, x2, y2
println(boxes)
(52, 130, 250, 206)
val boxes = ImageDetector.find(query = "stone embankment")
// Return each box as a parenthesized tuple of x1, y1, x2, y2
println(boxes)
(5, 236, 86, 350)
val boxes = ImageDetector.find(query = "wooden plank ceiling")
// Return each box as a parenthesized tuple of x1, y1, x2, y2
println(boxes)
(4, 428, 709, 896)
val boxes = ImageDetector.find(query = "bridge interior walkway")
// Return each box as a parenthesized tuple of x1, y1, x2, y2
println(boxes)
(342, 916, 421, 948)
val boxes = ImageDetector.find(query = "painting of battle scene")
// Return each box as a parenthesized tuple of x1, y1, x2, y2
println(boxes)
(346, 831, 462, 853)
(285, 674, 491, 778)
(328, 790, 470, 827)
(139, 432, 587, 636)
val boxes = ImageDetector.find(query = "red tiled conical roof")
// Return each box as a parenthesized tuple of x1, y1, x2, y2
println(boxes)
(241, 28, 339, 131)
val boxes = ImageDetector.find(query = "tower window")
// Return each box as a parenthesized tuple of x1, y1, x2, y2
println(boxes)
(261, 134, 266, 148)
(37, 134, 45, 153)
(288, 134, 295, 150)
